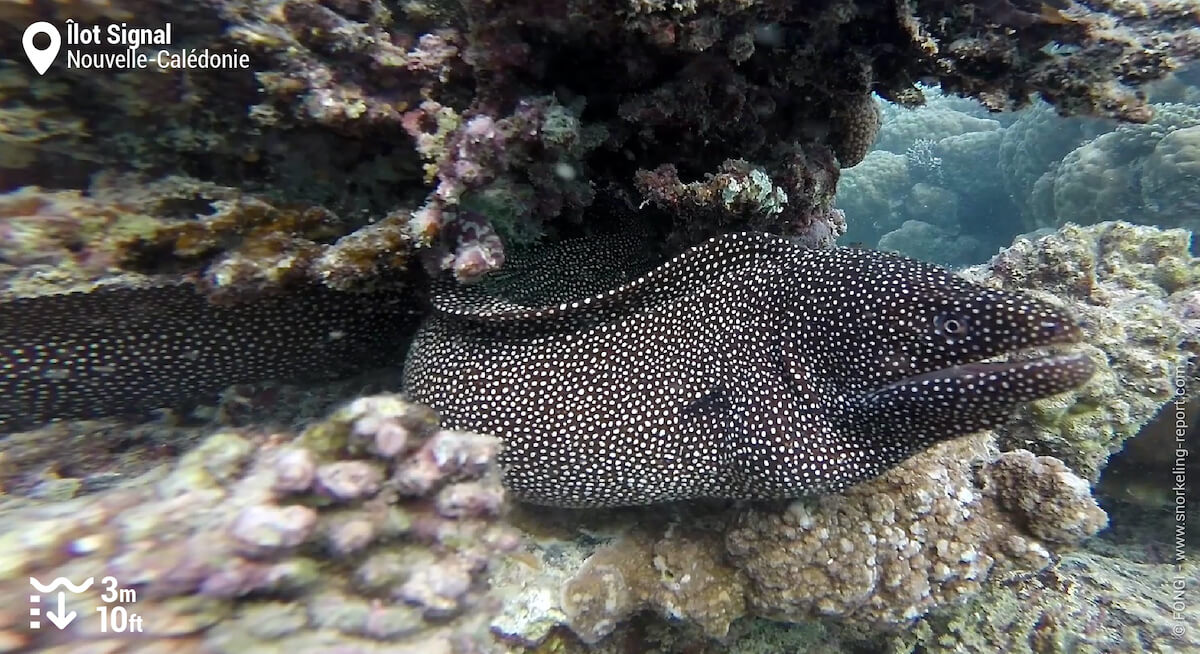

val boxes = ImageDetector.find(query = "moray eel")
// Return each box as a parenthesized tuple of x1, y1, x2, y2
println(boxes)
(0, 283, 414, 431)
(404, 232, 1095, 507)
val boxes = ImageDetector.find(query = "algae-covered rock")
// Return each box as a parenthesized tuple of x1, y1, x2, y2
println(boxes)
(969, 221, 1199, 481)
(727, 435, 1103, 627)
(892, 551, 1200, 654)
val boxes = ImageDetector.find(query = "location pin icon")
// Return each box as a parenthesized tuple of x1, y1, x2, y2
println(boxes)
(22, 22, 61, 75)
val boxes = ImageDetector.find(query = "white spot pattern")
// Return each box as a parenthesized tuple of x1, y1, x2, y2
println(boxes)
(404, 232, 1094, 507)
(0, 284, 412, 430)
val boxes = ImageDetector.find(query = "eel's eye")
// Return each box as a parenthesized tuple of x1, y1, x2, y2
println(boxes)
(934, 313, 969, 338)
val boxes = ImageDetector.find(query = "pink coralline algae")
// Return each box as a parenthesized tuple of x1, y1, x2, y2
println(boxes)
(403, 96, 603, 280)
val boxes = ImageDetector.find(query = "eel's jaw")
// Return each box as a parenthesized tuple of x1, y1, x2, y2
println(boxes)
(873, 350, 1097, 407)
(846, 350, 1095, 453)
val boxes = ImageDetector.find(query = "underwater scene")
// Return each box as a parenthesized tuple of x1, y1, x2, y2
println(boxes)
(0, 0, 1198, 652)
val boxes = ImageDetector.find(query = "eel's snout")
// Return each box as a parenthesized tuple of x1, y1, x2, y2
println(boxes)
(1034, 314, 1086, 347)
(979, 297, 1094, 400)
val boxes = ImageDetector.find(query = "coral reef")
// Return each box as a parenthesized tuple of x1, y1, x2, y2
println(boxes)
(0, 176, 415, 298)
(4, 0, 1196, 289)
(561, 526, 745, 644)
(0, 395, 517, 652)
(838, 90, 1020, 264)
(1142, 124, 1200, 229)
(404, 96, 604, 280)
(1034, 104, 1200, 233)
(633, 153, 846, 252)
(493, 434, 1108, 646)
(829, 93, 883, 168)
(0, 0, 1197, 650)
(835, 150, 911, 241)
(997, 102, 1107, 228)
(875, 105, 1001, 156)
(0, 367, 404, 497)
(894, 550, 1200, 653)
(678, 539, 1200, 654)
(966, 221, 1200, 482)
(876, 219, 985, 266)
(0, 67, 88, 187)
(731, 441, 1105, 626)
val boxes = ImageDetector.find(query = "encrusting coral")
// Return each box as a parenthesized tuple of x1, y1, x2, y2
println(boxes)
(727, 440, 1106, 625)
(895, 548, 1200, 654)
(530, 436, 1105, 646)
(0, 175, 415, 298)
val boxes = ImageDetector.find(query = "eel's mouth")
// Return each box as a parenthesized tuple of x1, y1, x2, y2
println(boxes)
(887, 345, 1096, 401)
